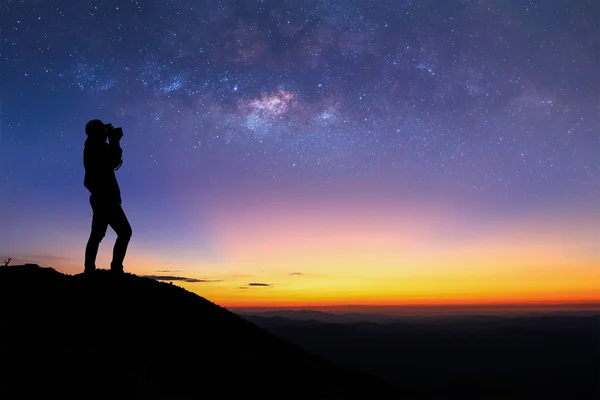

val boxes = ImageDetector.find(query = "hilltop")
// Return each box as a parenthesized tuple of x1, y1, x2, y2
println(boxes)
(0, 264, 403, 399)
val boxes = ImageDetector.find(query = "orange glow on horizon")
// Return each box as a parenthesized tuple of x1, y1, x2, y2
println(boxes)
(20, 189, 600, 311)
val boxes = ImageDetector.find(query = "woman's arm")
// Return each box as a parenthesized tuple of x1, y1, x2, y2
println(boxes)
(107, 141, 123, 170)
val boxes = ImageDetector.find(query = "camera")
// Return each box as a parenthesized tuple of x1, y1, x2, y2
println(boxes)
(104, 123, 123, 141)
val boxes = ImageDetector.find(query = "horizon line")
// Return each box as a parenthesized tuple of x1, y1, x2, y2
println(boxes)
(229, 302, 600, 312)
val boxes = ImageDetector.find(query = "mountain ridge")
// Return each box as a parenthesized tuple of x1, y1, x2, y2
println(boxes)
(0, 264, 403, 399)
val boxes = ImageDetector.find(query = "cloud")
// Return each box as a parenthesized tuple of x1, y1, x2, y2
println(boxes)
(289, 272, 305, 276)
(155, 269, 182, 273)
(143, 275, 222, 283)
(237, 283, 272, 289)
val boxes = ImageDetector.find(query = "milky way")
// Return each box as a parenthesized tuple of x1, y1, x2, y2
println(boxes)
(1, 0, 599, 206)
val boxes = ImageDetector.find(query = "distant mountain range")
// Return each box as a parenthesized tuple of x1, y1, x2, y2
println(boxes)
(240, 312, 600, 399)
(233, 307, 600, 324)
(237, 309, 401, 323)
(0, 264, 401, 399)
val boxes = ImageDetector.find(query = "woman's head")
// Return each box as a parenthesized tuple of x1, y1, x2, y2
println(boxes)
(85, 119, 107, 141)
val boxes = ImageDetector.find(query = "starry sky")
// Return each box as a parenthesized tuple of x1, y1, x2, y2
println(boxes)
(1, 0, 599, 310)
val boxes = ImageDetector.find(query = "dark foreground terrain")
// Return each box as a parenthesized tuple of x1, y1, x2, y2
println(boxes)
(243, 312, 600, 399)
(0, 264, 401, 399)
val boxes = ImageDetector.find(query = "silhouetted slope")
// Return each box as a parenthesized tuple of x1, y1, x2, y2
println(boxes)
(0, 265, 402, 399)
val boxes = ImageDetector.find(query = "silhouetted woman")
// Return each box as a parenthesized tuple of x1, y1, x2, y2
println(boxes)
(83, 119, 132, 274)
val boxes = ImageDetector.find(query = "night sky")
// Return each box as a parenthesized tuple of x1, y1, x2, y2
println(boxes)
(1, 0, 599, 309)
